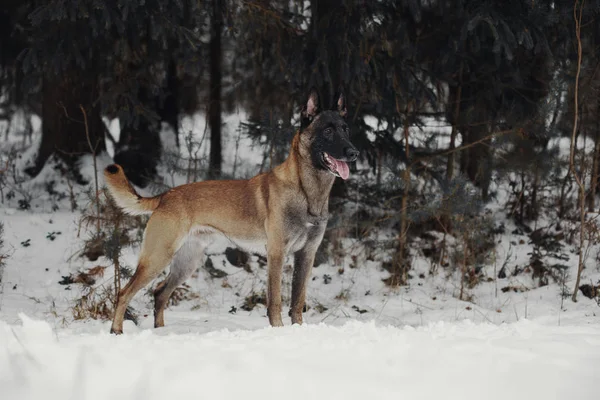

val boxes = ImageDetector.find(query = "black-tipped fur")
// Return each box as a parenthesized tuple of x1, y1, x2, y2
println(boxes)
(106, 164, 119, 175)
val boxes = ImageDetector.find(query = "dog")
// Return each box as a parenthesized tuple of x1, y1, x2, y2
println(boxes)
(104, 89, 358, 334)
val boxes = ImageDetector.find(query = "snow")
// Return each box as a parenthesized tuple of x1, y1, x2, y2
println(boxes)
(1, 316, 598, 400)
(2, 109, 600, 399)
(1, 205, 599, 400)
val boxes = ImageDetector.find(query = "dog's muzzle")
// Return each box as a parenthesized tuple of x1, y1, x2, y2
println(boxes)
(345, 147, 359, 162)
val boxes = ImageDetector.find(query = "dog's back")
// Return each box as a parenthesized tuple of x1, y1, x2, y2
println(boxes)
(106, 89, 358, 333)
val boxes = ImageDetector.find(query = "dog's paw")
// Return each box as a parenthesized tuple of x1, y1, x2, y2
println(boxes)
(110, 327, 123, 335)
(268, 316, 284, 327)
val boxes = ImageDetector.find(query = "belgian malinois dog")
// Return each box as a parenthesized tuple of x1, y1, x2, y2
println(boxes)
(104, 89, 358, 334)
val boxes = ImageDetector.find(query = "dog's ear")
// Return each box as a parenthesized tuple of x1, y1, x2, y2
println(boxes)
(302, 88, 319, 119)
(337, 93, 347, 117)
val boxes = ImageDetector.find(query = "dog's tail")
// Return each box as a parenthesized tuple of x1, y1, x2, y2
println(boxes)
(103, 164, 160, 215)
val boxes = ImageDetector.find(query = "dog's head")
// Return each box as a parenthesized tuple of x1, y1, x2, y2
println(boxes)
(299, 89, 359, 180)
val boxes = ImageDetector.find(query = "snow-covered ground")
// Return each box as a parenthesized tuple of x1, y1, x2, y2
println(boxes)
(1, 110, 600, 399)
(1, 316, 599, 400)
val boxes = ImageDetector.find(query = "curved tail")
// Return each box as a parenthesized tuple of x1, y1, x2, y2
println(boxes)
(103, 164, 160, 215)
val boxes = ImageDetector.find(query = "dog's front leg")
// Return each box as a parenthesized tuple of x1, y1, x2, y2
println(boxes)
(290, 227, 325, 325)
(289, 247, 316, 325)
(266, 231, 285, 327)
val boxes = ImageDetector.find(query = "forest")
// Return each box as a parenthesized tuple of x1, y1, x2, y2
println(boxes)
(0, 1, 600, 398)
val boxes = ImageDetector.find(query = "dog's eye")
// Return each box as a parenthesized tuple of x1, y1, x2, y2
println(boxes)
(324, 127, 333, 139)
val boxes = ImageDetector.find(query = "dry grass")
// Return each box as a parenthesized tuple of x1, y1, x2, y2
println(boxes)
(241, 290, 267, 311)
(72, 285, 114, 321)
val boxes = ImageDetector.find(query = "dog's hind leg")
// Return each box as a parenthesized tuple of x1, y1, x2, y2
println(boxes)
(110, 215, 188, 334)
(153, 236, 206, 328)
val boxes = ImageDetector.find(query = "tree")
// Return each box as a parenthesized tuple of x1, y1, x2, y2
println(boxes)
(208, 0, 224, 179)
(11, 0, 204, 183)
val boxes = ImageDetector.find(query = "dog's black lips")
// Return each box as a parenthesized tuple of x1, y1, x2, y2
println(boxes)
(321, 152, 339, 177)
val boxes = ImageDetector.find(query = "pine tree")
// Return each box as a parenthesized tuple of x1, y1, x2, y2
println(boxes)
(12, 0, 205, 183)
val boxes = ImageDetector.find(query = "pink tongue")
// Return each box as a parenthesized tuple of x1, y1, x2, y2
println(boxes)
(332, 157, 350, 180)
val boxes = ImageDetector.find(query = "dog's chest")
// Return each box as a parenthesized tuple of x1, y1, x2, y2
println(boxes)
(285, 214, 328, 253)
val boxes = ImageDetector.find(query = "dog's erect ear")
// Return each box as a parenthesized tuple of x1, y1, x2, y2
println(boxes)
(337, 93, 347, 117)
(302, 88, 319, 119)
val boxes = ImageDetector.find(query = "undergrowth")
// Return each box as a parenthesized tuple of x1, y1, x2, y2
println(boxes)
(65, 188, 146, 322)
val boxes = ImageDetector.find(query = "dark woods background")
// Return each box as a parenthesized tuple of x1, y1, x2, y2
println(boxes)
(1, 0, 600, 291)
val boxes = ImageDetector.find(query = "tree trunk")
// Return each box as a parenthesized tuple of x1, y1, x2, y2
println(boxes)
(446, 61, 463, 181)
(376, 147, 382, 186)
(588, 24, 600, 212)
(308, 0, 359, 109)
(460, 123, 492, 200)
(393, 102, 412, 286)
(208, 0, 223, 179)
(308, 0, 338, 109)
(114, 86, 162, 188)
(590, 102, 600, 211)
(307, 0, 359, 199)
(29, 71, 105, 182)
(158, 59, 180, 148)
(531, 163, 540, 220)
(571, 0, 586, 302)
(272, 101, 293, 167)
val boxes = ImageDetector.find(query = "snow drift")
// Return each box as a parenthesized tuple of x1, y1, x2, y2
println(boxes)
(1, 315, 598, 400)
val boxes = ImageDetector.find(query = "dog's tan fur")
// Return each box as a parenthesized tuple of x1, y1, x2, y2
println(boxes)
(107, 133, 336, 333)
(105, 91, 356, 334)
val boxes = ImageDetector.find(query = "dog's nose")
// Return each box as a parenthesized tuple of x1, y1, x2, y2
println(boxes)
(345, 147, 359, 162)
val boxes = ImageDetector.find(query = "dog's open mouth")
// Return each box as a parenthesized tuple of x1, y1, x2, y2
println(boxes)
(322, 152, 350, 180)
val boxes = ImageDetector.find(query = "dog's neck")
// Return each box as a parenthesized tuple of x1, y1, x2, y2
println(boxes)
(283, 133, 335, 218)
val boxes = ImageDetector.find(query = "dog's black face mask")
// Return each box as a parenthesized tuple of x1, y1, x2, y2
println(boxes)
(301, 90, 359, 180)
